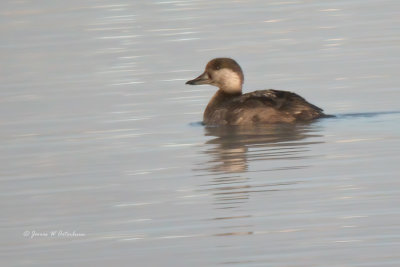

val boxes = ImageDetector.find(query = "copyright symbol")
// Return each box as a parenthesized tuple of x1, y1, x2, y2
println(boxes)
(23, 231, 30, 237)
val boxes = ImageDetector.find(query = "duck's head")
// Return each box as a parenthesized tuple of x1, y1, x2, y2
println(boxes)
(186, 58, 244, 94)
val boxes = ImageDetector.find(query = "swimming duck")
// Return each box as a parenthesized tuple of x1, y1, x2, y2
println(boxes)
(186, 58, 327, 125)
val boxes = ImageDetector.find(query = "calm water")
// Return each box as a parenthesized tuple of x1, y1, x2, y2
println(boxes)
(1, 0, 400, 266)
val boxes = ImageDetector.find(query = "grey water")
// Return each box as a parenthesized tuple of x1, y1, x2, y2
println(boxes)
(1, 0, 400, 266)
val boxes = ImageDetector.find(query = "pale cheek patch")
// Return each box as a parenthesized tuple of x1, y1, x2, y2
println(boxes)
(213, 69, 242, 93)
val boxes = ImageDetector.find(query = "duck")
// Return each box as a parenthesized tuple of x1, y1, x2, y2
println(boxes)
(186, 58, 327, 125)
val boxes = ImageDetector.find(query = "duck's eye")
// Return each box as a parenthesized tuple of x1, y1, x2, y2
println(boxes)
(216, 66, 221, 70)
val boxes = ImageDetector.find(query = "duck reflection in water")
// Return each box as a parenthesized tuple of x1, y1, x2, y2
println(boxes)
(200, 123, 324, 174)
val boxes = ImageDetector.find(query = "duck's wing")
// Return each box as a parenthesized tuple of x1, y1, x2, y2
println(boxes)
(233, 89, 324, 120)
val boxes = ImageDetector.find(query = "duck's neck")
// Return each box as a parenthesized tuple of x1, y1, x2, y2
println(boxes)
(203, 89, 242, 123)
(209, 89, 242, 105)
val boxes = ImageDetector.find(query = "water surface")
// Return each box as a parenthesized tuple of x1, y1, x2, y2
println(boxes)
(1, 0, 400, 266)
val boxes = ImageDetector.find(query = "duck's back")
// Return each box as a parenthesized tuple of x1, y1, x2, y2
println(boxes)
(204, 89, 325, 125)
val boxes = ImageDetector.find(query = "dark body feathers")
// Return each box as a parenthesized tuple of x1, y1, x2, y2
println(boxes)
(203, 89, 325, 125)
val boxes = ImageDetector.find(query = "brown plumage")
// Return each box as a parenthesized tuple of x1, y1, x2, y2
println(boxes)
(186, 58, 327, 125)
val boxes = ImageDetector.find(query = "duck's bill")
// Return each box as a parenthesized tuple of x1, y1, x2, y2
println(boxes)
(186, 72, 210, 85)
